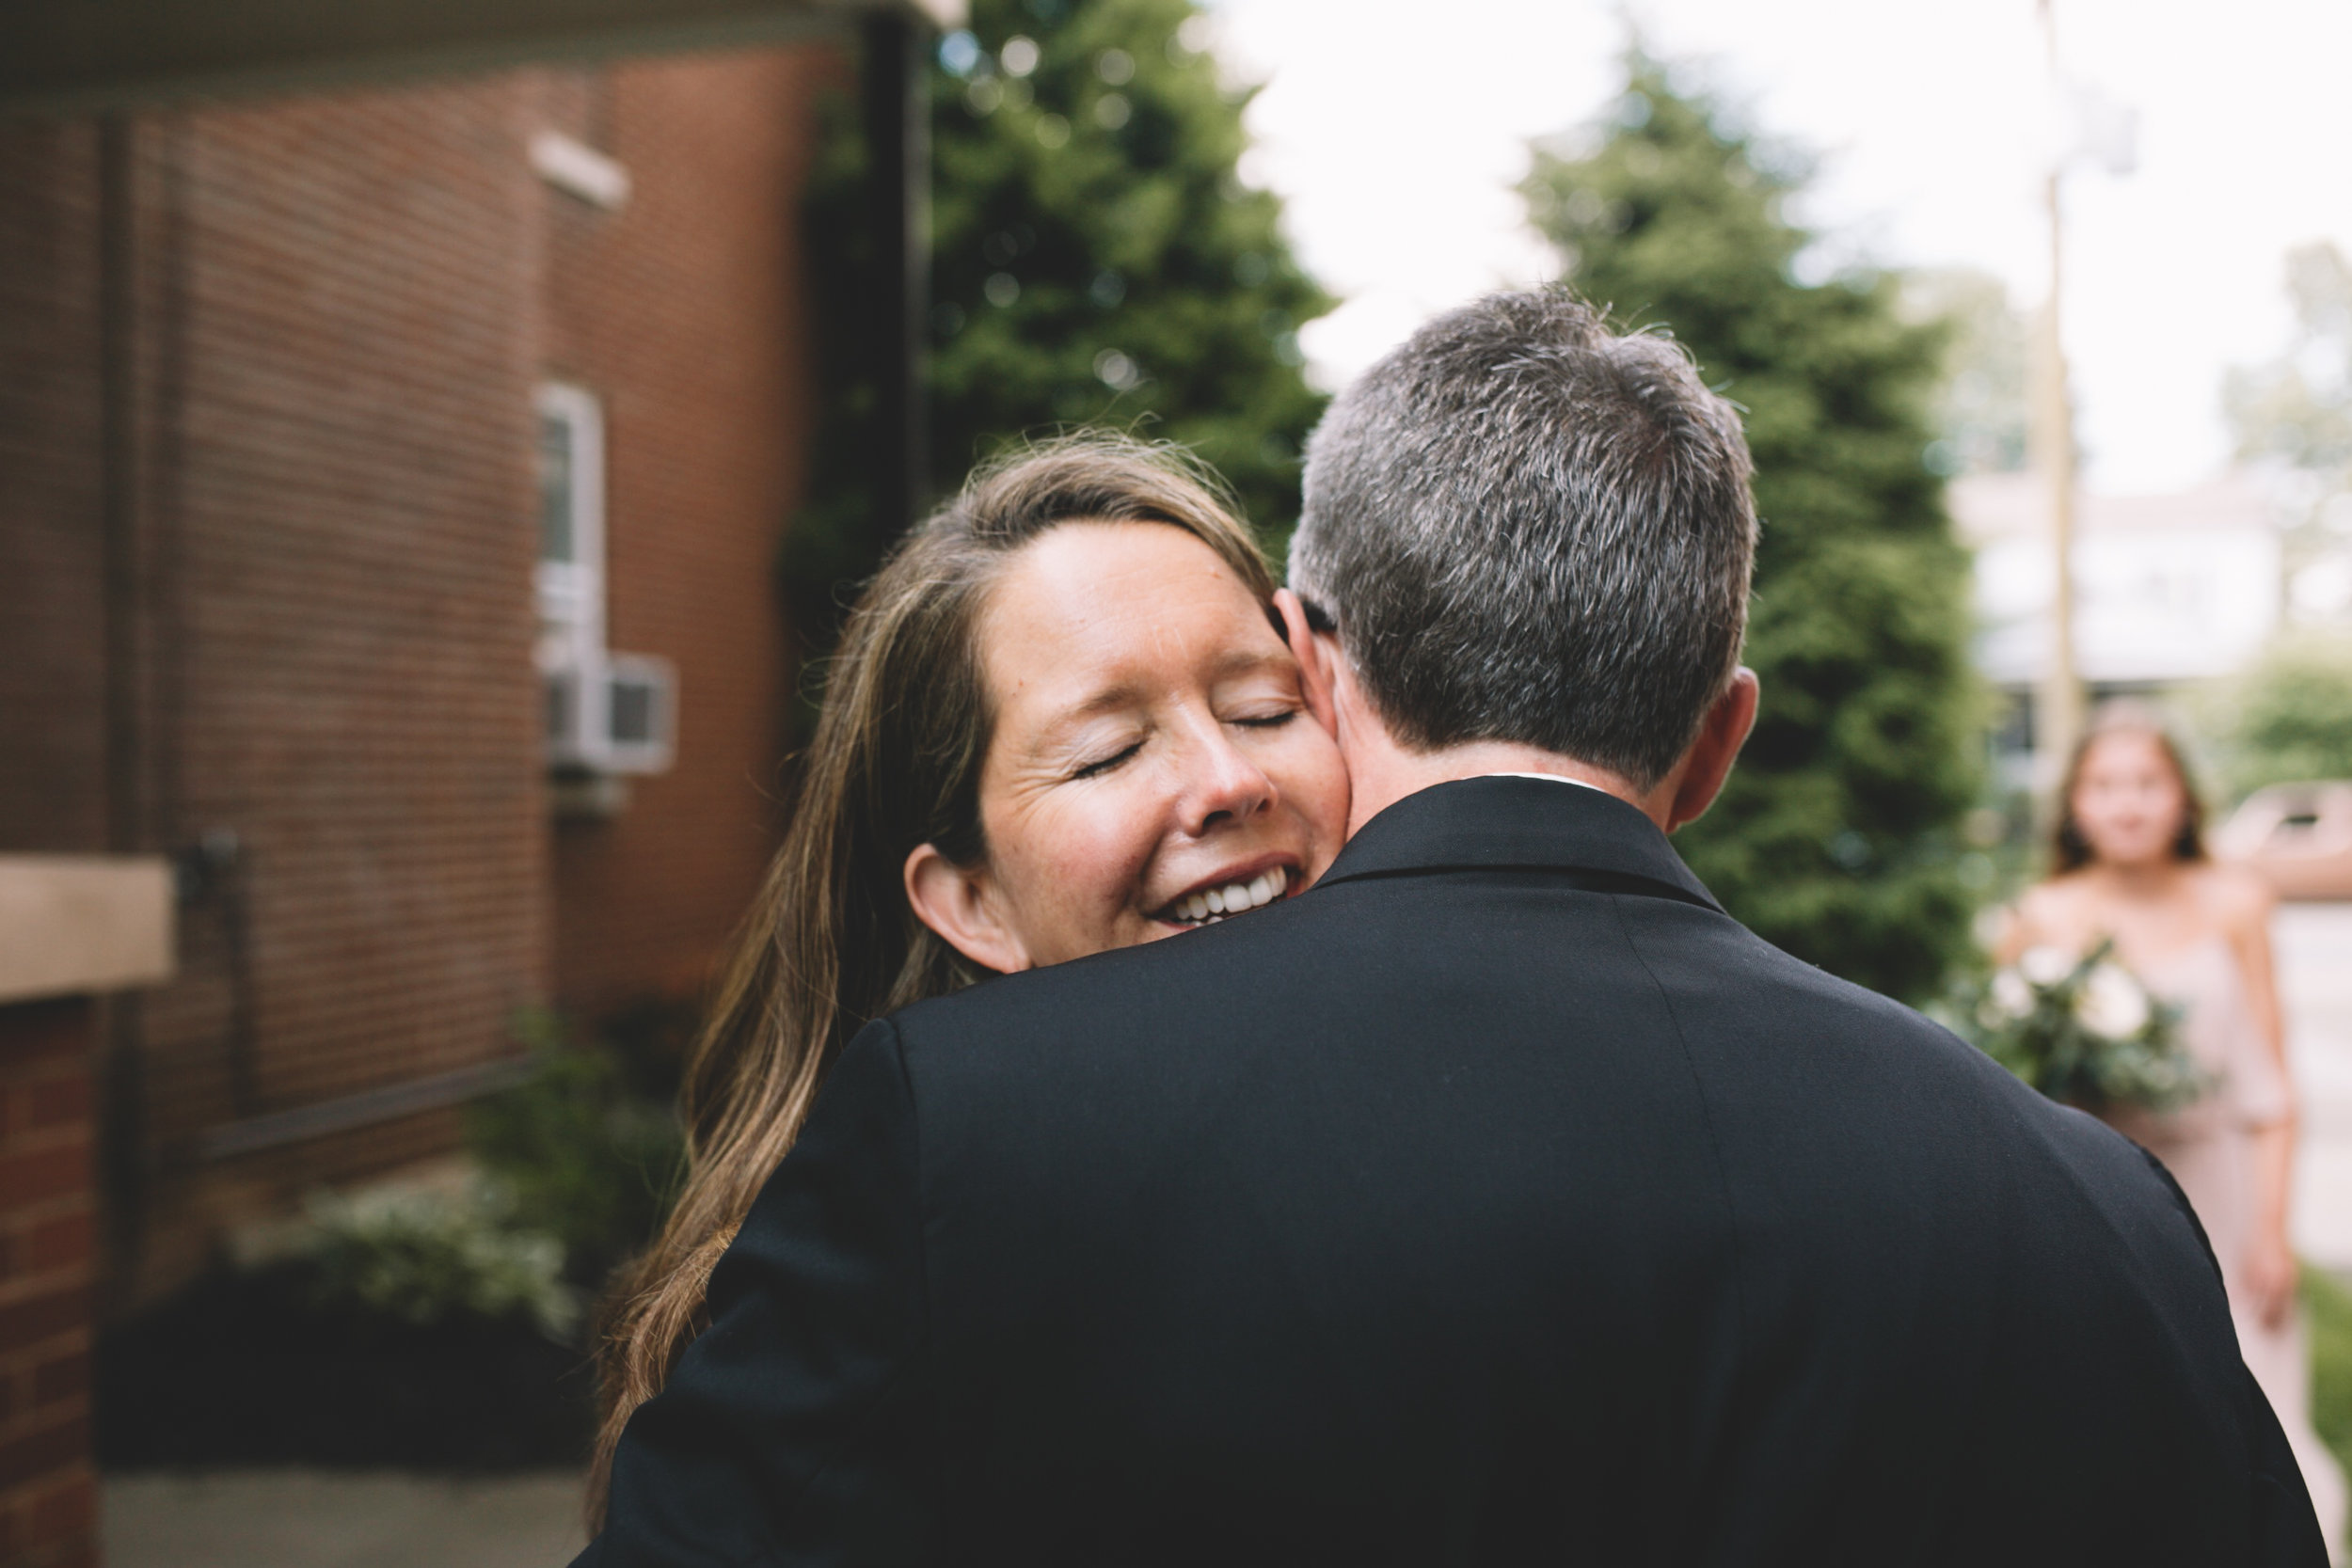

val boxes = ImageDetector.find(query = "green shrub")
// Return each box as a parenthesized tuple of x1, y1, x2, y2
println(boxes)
(466, 1006, 690, 1289)
(2306, 1265, 2352, 1496)
(94, 1002, 699, 1469)
(102, 1237, 592, 1468)
(293, 1185, 580, 1342)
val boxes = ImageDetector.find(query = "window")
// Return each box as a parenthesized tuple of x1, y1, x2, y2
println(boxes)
(533, 383, 674, 780)
(535, 383, 605, 678)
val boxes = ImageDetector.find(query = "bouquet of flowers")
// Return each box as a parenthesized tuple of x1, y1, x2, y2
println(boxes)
(1948, 939, 2206, 1112)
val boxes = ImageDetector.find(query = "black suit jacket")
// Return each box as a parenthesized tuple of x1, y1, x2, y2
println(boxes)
(581, 777, 2325, 1565)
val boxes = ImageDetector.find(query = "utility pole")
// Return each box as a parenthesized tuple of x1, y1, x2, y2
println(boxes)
(2032, 0, 2086, 801)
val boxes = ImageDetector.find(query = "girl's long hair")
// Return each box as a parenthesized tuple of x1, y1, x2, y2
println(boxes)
(2049, 700, 2208, 873)
(585, 435, 1275, 1520)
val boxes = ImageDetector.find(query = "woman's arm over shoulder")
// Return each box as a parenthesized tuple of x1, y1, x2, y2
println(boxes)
(582, 1020, 937, 1567)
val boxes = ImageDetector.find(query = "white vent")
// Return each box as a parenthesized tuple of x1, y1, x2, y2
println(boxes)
(546, 653, 675, 776)
(530, 132, 631, 210)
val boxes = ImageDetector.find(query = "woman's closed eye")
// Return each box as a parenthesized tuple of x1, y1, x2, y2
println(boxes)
(1068, 709, 1287, 780)
(1218, 670, 1307, 731)
(1070, 740, 1143, 781)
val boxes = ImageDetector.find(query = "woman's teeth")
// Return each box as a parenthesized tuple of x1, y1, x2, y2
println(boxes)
(1165, 866, 1290, 927)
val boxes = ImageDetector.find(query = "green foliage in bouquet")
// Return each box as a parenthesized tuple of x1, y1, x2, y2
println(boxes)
(1948, 939, 2205, 1112)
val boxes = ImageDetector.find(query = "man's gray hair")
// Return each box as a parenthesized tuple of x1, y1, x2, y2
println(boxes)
(1291, 289, 1757, 791)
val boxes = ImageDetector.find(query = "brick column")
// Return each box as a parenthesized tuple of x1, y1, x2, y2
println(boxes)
(0, 998, 97, 1568)
(0, 853, 172, 1568)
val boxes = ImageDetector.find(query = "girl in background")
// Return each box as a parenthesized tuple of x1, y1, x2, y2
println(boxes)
(2003, 704, 2345, 1549)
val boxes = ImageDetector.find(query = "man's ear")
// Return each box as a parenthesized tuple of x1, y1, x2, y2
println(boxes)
(1274, 589, 1339, 737)
(903, 844, 1030, 974)
(1664, 667, 1760, 832)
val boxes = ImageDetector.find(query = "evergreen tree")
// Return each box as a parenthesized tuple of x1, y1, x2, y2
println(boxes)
(929, 0, 1330, 533)
(1523, 56, 1984, 1001)
(788, 0, 1331, 671)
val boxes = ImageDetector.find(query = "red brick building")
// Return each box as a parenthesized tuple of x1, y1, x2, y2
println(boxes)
(4, 46, 842, 1297)
(1, 3, 941, 1553)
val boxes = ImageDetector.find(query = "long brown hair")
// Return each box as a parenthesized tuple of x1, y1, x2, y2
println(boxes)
(2049, 701, 2208, 873)
(585, 435, 1275, 1519)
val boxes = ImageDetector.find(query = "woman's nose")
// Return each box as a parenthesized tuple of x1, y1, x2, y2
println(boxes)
(1179, 726, 1276, 835)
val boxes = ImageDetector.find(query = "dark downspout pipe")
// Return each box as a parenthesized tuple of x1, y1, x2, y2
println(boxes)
(98, 110, 150, 1288)
(101, 116, 142, 858)
(860, 9, 929, 546)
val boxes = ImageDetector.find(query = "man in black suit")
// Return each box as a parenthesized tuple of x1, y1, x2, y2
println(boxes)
(582, 291, 2325, 1564)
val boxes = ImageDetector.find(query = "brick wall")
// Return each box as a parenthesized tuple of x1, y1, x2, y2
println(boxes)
(0, 119, 107, 860)
(0, 46, 831, 1312)
(0, 85, 563, 1303)
(119, 79, 559, 1296)
(0, 1000, 100, 1568)
(537, 50, 829, 1017)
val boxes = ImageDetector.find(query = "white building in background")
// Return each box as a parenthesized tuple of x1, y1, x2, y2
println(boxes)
(1949, 470, 2283, 784)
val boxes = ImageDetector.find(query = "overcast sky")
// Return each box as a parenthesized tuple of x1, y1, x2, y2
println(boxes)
(1206, 0, 2352, 496)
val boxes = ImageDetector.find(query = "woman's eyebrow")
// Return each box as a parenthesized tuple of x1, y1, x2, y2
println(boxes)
(1061, 681, 1146, 721)
(1209, 646, 1295, 682)
(1023, 683, 1146, 756)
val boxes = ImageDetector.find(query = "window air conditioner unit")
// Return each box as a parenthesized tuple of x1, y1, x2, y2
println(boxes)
(546, 653, 676, 776)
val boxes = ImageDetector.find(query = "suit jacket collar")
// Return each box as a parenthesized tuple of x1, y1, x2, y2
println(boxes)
(1316, 775, 1724, 913)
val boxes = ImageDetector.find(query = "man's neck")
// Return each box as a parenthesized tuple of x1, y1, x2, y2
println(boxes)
(1341, 737, 1653, 837)
(1301, 621, 1696, 837)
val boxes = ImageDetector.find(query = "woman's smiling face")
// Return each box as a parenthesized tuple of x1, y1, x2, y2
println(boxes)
(2070, 729, 2189, 869)
(903, 519, 1350, 973)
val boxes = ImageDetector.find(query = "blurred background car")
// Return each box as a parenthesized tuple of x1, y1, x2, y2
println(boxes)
(2220, 783, 2352, 902)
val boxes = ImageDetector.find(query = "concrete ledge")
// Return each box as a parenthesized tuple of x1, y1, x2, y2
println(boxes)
(0, 855, 173, 1005)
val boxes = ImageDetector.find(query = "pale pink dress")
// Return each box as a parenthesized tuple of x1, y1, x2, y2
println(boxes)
(2104, 938, 2346, 1553)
